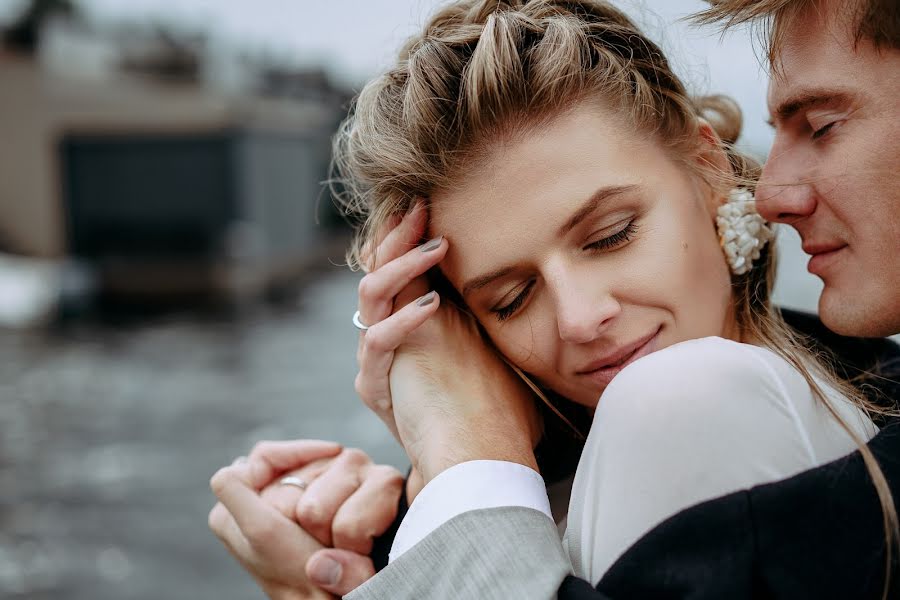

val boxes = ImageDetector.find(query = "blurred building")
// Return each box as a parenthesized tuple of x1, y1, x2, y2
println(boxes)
(0, 4, 351, 314)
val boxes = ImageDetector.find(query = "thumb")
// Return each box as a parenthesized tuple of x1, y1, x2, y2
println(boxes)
(306, 548, 375, 596)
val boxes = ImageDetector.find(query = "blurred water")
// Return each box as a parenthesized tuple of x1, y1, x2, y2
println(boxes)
(0, 264, 404, 600)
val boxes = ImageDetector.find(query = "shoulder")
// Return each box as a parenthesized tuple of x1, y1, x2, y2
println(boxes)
(601, 337, 790, 411)
(592, 337, 814, 451)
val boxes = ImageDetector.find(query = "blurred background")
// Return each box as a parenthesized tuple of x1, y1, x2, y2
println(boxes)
(0, 1, 828, 598)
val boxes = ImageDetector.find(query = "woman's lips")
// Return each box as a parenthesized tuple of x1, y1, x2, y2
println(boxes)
(578, 328, 661, 388)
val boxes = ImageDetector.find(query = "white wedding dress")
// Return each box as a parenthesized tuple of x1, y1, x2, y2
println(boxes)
(560, 336, 878, 584)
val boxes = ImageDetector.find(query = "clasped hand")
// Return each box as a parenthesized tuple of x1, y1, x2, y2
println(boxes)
(354, 202, 542, 484)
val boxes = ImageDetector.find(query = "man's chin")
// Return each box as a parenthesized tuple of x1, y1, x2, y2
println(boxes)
(818, 285, 900, 338)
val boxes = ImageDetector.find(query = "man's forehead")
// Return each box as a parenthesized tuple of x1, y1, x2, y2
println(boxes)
(765, 4, 854, 113)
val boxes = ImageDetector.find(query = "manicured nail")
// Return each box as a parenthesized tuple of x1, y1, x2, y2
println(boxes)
(420, 236, 443, 252)
(308, 555, 341, 586)
(417, 291, 437, 307)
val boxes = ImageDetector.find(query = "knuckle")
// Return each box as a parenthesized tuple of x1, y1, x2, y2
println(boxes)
(364, 328, 388, 353)
(341, 447, 371, 467)
(354, 373, 370, 400)
(332, 516, 370, 550)
(371, 464, 404, 485)
(250, 440, 274, 459)
(209, 467, 230, 496)
(296, 498, 328, 530)
(357, 274, 380, 304)
(207, 504, 225, 532)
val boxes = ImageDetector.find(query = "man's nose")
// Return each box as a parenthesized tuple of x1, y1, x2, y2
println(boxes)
(756, 146, 817, 224)
(556, 289, 621, 345)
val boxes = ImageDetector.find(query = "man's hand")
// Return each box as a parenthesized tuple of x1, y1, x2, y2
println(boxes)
(208, 440, 404, 597)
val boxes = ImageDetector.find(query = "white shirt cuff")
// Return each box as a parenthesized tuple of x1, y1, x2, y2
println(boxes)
(389, 460, 552, 562)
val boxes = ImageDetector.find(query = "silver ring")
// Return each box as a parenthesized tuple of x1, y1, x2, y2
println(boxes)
(352, 310, 369, 331)
(279, 476, 309, 490)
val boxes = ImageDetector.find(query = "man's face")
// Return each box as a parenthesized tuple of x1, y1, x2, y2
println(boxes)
(757, 0, 900, 337)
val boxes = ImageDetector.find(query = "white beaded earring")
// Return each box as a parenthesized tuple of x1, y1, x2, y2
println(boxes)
(716, 188, 775, 275)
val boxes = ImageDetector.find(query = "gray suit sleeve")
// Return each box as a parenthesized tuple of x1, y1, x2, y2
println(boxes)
(346, 506, 573, 600)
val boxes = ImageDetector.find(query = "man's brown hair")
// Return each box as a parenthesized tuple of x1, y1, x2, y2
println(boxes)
(694, 0, 900, 66)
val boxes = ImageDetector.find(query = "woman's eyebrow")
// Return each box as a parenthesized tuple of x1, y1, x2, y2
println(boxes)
(462, 266, 515, 298)
(461, 184, 637, 298)
(557, 184, 637, 237)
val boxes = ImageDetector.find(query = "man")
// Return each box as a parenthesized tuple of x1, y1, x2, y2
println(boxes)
(211, 0, 899, 597)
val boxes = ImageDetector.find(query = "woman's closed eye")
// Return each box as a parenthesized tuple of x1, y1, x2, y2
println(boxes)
(490, 220, 638, 322)
(583, 220, 637, 252)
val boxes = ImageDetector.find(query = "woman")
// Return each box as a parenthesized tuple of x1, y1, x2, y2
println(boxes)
(337, 0, 897, 592)
(210, 0, 900, 597)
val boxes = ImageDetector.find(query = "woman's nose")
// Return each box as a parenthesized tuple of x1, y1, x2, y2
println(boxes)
(556, 291, 621, 345)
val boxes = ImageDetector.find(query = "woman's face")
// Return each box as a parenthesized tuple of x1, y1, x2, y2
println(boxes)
(430, 105, 739, 407)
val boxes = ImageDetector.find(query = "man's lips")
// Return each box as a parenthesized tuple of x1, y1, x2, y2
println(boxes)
(802, 240, 846, 256)
(576, 328, 661, 375)
(803, 241, 847, 276)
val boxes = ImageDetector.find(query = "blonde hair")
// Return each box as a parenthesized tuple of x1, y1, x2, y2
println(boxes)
(332, 0, 898, 593)
(694, 0, 900, 67)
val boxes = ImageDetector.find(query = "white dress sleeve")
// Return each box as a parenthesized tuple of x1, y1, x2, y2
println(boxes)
(562, 336, 878, 584)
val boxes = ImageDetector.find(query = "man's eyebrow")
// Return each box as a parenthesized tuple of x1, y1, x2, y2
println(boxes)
(767, 89, 851, 127)
(460, 184, 637, 297)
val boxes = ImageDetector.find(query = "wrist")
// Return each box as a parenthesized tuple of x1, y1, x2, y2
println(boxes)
(416, 433, 538, 484)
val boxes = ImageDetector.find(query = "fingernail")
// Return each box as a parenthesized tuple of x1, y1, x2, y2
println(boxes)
(416, 291, 436, 307)
(309, 556, 342, 586)
(231, 455, 247, 466)
(420, 236, 443, 252)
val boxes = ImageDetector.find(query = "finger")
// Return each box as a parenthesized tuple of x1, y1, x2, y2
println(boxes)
(246, 440, 343, 489)
(360, 213, 402, 273)
(331, 465, 404, 554)
(356, 236, 446, 327)
(371, 201, 427, 271)
(208, 501, 234, 544)
(296, 449, 372, 546)
(259, 460, 332, 519)
(306, 548, 376, 596)
(208, 501, 256, 566)
(356, 291, 441, 413)
(210, 464, 288, 543)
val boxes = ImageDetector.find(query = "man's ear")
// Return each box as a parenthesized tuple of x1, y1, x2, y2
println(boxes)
(695, 118, 731, 216)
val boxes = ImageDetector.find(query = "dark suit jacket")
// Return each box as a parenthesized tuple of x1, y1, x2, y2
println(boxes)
(370, 310, 900, 599)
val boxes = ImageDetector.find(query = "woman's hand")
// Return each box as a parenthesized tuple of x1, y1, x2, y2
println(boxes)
(209, 441, 405, 597)
(388, 304, 543, 483)
(354, 202, 448, 442)
(354, 203, 542, 484)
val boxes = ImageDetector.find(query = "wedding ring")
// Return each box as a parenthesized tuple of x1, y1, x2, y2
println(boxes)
(279, 476, 309, 490)
(352, 310, 369, 331)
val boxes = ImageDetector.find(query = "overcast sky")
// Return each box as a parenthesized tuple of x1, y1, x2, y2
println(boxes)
(1, 0, 774, 152)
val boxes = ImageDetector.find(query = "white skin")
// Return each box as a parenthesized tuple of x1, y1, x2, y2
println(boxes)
(209, 105, 749, 597)
(209, 442, 405, 598)
(757, 0, 900, 337)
